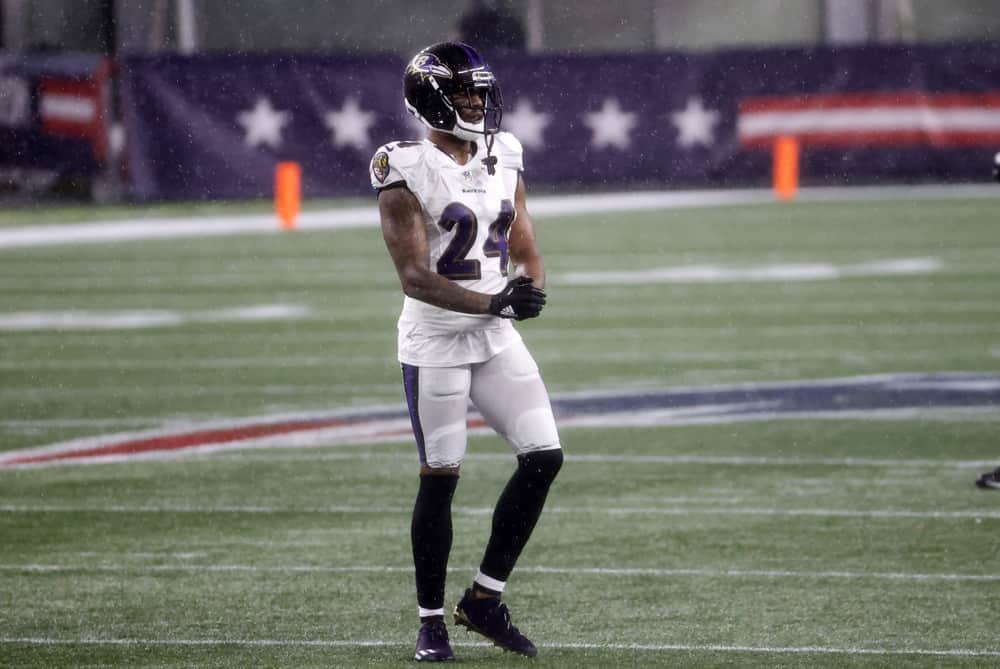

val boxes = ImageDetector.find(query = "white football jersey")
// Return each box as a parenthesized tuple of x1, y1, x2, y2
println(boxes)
(371, 132, 525, 366)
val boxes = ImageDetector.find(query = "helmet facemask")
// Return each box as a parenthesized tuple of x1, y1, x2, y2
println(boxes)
(442, 76, 503, 142)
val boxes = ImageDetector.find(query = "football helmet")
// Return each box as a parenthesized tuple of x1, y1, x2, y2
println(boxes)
(404, 42, 502, 141)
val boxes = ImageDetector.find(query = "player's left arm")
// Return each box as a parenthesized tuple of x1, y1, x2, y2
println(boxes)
(508, 172, 546, 290)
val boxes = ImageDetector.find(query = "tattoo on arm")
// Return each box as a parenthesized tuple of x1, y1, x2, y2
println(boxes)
(379, 187, 492, 315)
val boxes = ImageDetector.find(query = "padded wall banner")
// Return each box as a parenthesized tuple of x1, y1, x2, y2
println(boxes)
(120, 53, 407, 200)
(120, 44, 1000, 200)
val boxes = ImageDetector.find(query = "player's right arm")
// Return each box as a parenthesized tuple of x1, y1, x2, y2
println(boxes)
(378, 185, 494, 315)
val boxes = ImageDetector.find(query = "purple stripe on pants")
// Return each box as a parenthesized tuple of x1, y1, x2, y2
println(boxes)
(401, 363, 427, 466)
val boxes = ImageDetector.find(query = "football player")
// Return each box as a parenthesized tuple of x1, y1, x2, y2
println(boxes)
(370, 42, 563, 661)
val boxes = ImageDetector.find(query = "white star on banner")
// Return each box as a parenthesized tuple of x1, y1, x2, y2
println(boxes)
(582, 98, 638, 150)
(236, 97, 291, 149)
(671, 96, 720, 148)
(503, 99, 551, 150)
(325, 96, 376, 151)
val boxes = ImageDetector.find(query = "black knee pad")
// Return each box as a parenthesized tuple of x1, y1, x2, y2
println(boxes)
(517, 448, 563, 484)
(416, 472, 459, 505)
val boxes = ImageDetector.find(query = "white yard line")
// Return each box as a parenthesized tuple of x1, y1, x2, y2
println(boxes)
(0, 636, 997, 657)
(1, 503, 997, 520)
(0, 304, 311, 331)
(559, 258, 944, 285)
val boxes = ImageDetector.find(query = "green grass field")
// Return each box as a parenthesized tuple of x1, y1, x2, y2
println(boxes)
(1, 192, 999, 667)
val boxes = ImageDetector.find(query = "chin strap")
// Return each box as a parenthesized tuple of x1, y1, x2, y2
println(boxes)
(482, 133, 497, 175)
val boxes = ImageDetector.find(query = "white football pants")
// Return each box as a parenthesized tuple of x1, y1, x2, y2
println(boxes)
(401, 338, 561, 468)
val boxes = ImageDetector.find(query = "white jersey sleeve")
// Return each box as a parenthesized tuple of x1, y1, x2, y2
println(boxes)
(369, 140, 428, 193)
(491, 131, 523, 198)
(493, 131, 524, 173)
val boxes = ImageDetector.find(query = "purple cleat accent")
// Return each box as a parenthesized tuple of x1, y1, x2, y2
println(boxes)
(414, 620, 454, 662)
(453, 589, 538, 657)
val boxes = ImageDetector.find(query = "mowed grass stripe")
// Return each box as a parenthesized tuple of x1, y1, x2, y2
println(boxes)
(5, 276, 1000, 298)
(14, 262, 1000, 289)
(196, 450, 1000, 468)
(4, 244, 998, 269)
(3, 198, 1000, 667)
(4, 319, 999, 348)
(0, 383, 403, 398)
(3, 343, 999, 371)
(3, 342, 1000, 374)
(4, 562, 1000, 582)
(3, 297, 998, 315)
(2, 503, 998, 519)
(1, 636, 998, 658)
(2, 442, 995, 469)
(5, 294, 998, 319)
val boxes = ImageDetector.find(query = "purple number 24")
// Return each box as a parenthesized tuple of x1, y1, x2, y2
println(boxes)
(436, 200, 515, 280)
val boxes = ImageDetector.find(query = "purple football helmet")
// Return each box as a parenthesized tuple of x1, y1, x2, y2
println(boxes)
(404, 42, 503, 141)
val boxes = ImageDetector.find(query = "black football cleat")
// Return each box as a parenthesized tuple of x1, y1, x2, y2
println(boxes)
(975, 467, 1000, 490)
(414, 620, 454, 662)
(453, 589, 538, 657)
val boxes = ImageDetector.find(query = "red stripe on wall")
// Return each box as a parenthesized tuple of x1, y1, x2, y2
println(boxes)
(740, 129, 1000, 148)
(739, 91, 1000, 113)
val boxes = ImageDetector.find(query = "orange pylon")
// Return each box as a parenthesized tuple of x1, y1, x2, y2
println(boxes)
(275, 161, 301, 229)
(773, 136, 800, 201)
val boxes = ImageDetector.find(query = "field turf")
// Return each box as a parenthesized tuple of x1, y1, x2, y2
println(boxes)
(1, 192, 999, 667)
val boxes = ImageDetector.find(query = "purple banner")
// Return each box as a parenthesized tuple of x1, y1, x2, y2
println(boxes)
(120, 44, 1000, 200)
(120, 53, 406, 200)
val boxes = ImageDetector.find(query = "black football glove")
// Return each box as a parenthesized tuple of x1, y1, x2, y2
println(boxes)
(489, 276, 546, 320)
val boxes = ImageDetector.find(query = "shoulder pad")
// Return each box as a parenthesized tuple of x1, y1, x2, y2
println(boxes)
(492, 131, 523, 172)
(369, 140, 427, 191)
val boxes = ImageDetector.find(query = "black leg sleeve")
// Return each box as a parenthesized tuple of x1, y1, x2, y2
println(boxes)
(479, 449, 564, 584)
(411, 473, 459, 611)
